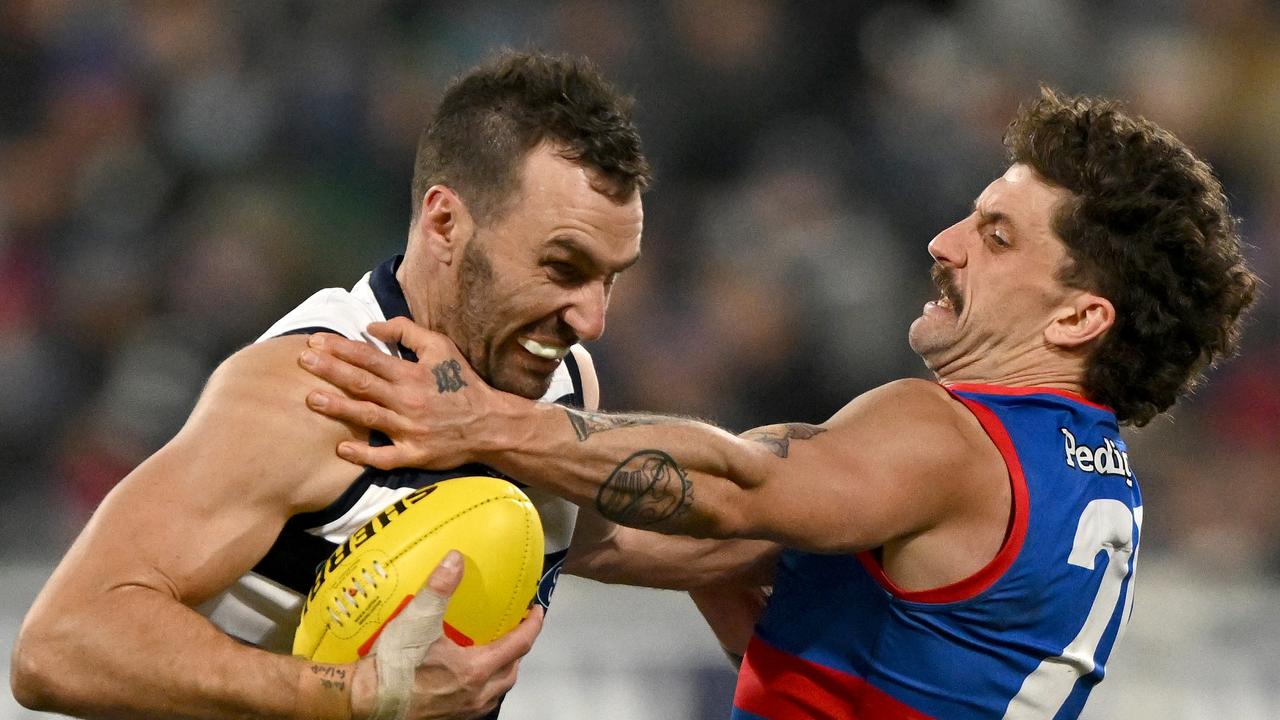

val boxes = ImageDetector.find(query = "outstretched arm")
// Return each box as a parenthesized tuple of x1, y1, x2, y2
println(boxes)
(548, 344, 781, 589)
(298, 320, 986, 554)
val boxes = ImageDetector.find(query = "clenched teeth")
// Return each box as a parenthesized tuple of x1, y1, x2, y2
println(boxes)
(519, 337, 569, 360)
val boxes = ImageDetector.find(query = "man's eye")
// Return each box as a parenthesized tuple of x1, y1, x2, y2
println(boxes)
(548, 262, 582, 282)
(989, 232, 1010, 248)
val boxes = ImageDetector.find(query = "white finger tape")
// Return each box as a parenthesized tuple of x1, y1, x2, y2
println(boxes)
(367, 590, 448, 720)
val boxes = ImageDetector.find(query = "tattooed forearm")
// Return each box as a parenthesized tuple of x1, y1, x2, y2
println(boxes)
(596, 449, 694, 526)
(564, 409, 673, 441)
(308, 664, 347, 692)
(432, 359, 466, 393)
(740, 423, 827, 459)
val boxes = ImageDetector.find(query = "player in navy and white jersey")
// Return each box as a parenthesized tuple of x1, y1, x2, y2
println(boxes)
(295, 89, 1258, 718)
(198, 255, 586, 655)
(13, 51, 771, 720)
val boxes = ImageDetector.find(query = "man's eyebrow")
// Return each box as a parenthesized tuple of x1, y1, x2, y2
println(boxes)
(547, 236, 642, 273)
(973, 199, 1015, 229)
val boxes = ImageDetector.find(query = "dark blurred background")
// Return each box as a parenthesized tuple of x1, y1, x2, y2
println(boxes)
(1, 1, 1277, 718)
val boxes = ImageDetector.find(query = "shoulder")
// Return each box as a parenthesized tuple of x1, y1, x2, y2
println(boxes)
(825, 379, 996, 486)
(202, 336, 328, 422)
(174, 335, 365, 512)
(829, 379, 972, 438)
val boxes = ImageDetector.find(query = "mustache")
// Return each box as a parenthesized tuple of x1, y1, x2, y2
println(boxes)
(525, 319, 579, 348)
(931, 264, 962, 311)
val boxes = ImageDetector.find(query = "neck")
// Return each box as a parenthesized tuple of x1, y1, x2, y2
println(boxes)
(395, 253, 447, 333)
(930, 345, 1088, 395)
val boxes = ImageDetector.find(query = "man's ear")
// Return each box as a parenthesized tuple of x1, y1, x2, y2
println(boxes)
(411, 186, 475, 264)
(1045, 292, 1115, 349)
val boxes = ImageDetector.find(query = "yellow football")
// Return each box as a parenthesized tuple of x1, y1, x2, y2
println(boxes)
(293, 476, 544, 663)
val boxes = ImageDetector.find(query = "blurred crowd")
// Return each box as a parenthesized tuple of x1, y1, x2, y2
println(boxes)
(0, 0, 1276, 581)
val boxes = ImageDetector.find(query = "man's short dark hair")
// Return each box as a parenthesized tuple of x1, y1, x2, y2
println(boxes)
(1006, 88, 1259, 426)
(411, 51, 651, 225)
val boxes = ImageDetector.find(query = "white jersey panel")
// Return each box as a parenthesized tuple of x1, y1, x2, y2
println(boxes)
(255, 272, 397, 354)
(196, 573, 304, 651)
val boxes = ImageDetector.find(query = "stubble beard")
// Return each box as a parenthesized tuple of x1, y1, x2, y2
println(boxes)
(452, 241, 553, 399)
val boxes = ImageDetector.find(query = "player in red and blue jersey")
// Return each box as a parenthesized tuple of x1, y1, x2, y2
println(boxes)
(294, 89, 1258, 718)
(734, 384, 1141, 719)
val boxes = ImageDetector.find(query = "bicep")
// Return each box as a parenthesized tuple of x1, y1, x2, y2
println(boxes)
(38, 339, 358, 609)
(64, 440, 292, 606)
(724, 384, 973, 553)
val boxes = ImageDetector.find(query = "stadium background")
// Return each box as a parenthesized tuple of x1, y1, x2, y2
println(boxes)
(1, 1, 1276, 717)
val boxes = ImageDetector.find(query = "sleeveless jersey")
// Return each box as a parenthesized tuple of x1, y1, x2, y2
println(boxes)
(732, 384, 1143, 720)
(199, 256, 582, 658)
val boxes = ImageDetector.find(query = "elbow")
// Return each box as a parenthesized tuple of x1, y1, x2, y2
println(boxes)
(10, 617, 82, 713)
(699, 505, 755, 542)
(11, 634, 56, 711)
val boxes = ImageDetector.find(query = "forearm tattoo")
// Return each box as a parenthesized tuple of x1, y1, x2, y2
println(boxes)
(308, 664, 347, 692)
(596, 450, 694, 526)
(740, 423, 827, 459)
(431, 359, 466, 393)
(564, 408, 670, 441)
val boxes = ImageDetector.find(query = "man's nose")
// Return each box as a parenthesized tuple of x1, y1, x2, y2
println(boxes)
(928, 217, 970, 268)
(562, 281, 608, 343)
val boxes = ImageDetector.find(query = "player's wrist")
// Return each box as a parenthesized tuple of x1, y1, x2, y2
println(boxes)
(348, 659, 377, 720)
(295, 661, 356, 720)
(474, 391, 541, 462)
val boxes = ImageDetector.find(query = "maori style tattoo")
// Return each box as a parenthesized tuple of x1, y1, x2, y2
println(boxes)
(740, 423, 827, 459)
(431, 359, 466, 393)
(596, 449, 693, 526)
(565, 409, 669, 441)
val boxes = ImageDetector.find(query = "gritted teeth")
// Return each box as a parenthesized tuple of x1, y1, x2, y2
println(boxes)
(519, 337, 569, 360)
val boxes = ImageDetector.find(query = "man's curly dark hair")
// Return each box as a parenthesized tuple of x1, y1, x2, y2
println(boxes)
(411, 50, 651, 226)
(1005, 88, 1259, 426)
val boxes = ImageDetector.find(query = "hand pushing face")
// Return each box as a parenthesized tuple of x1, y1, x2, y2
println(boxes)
(299, 320, 498, 471)
(434, 144, 643, 400)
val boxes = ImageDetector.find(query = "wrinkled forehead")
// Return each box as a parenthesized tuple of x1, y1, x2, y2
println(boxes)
(977, 164, 1074, 250)
(503, 145, 643, 253)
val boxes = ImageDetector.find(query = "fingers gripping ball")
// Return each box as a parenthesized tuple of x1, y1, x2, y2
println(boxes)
(293, 476, 544, 663)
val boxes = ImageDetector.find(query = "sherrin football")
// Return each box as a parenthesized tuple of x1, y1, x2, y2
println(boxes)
(293, 476, 544, 663)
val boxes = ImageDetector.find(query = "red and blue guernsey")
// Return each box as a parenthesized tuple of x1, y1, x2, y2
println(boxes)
(733, 384, 1143, 720)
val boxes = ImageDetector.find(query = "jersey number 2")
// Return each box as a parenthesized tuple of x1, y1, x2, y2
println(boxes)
(1003, 500, 1142, 719)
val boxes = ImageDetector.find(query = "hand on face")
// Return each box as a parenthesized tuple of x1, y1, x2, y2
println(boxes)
(299, 318, 500, 471)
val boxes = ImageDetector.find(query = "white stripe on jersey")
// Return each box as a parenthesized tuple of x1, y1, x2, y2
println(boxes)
(307, 485, 421, 545)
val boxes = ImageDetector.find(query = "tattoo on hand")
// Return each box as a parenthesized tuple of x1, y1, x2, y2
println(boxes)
(596, 450, 693, 526)
(740, 423, 826, 459)
(431, 360, 466, 393)
(565, 409, 669, 441)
